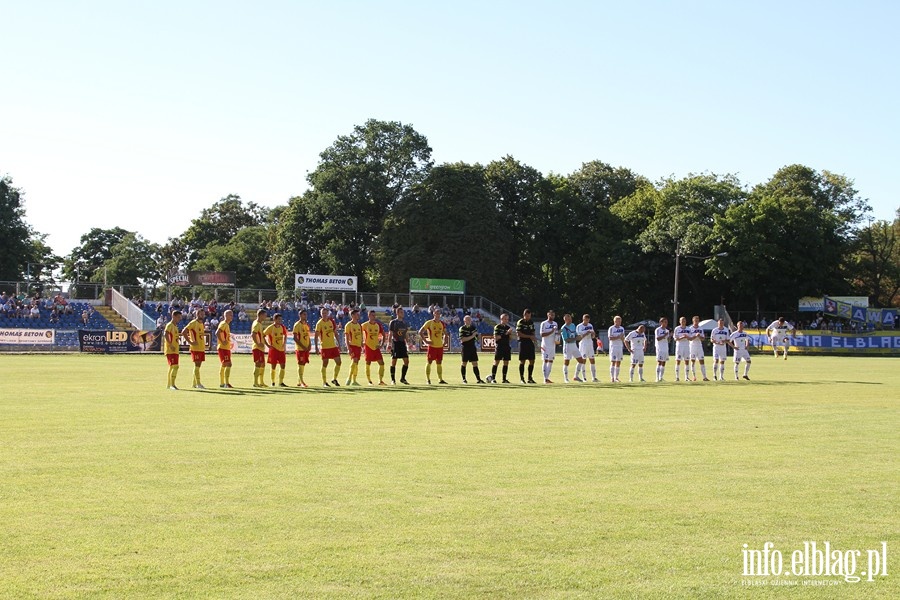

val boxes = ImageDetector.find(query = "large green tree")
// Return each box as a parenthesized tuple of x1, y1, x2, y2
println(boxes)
(709, 165, 870, 313)
(0, 174, 56, 283)
(271, 119, 433, 291)
(92, 233, 161, 287)
(375, 163, 513, 298)
(193, 226, 274, 289)
(180, 194, 269, 266)
(62, 227, 131, 283)
(847, 210, 900, 307)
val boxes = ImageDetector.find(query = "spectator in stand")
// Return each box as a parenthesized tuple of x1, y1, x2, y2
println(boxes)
(0, 291, 7, 305)
(49, 309, 60, 324)
(29, 304, 41, 319)
(238, 309, 248, 322)
(156, 313, 166, 328)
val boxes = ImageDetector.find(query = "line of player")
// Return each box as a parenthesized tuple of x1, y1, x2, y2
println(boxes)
(162, 307, 756, 390)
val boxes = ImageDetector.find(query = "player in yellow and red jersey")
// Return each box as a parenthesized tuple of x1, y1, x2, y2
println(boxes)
(183, 308, 208, 389)
(362, 309, 387, 385)
(250, 309, 267, 387)
(216, 309, 234, 388)
(163, 310, 183, 389)
(263, 312, 288, 387)
(315, 306, 342, 387)
(292, 309, 311, 387)
(418, 309, 449, 384)
(344, 309, 363, 386)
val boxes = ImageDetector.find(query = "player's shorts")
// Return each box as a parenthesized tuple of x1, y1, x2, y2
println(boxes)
(364, 347, 383, 363)
(391, 340, 409, 360)
(190, 350, 206, 363)
(252, 348, 265, 364)
(655, 346, 669, 362)
(712, 345, 728, 361)
(347, 345, 362, 361)
(540, 345, 555, 361)
(217, 349, 231, 363)
(166, 353, 179, 366)
(675, 343, 690, 361)
(494, 346, 511, 362)
(518, 340, 535, 362)
(295, 350, 310, 365)
(579, 341, 595, 359)
(630, 351, 645, 364)
(426, 346, 444, 362)
(563, 343, 580, 361)
(733, 349, 751, 363)
(609, 345, 624, 362)
(689, 343, 705, 361)
(267, 348, 286, 366)
(774, 337, 789, 348)
(461, 345, 478, 363)
(320, 346, 340, 360)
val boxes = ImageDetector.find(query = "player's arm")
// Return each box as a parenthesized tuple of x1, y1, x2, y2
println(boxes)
(624, 336, 632, 353)
(541, 325, 555, 338)
(217, 327, 227, 345)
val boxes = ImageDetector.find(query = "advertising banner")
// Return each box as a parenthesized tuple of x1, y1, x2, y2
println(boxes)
(295, 274, 357, 291)
(78, 329, 162, 353)
(231, 333, 299, 354)
(748, 331, 900, 355)
(0, 328, 55, 345)
(171, 271, 236, 287)
(799, 296, 869, 312)
(409, 278, 466, 295)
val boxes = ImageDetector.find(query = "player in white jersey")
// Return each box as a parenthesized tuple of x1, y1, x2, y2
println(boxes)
(654, 317, 671, 381)
(624, 325, 647, 382)
(539, 310, 559, 384)
(766, 316, 793, 360)
(607, 315, 626, 382)
(728, 321, 752, 379)
(688, 315, 709, 381)
(575, 314, 598, 382)
(673, 316, 691, 382)
(709, 318, 731, 381)
(560, 313, 583, 382)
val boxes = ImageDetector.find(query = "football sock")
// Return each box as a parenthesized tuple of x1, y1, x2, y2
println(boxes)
(271, 367, 277, 385)
(519, 363, 525, 380)
(193, 366, 201, 386)
(168, 365, 178, 387)
(638, 366, 643, 380)
(610, 366, 615, 380)
(379, 364, 385, 381)
(426, 363, 432, 381)
(220, 366, 226, 386)
(436, 364, 443, 380)
(492, 365, 498, 379)
(321, 367, 328, 383)
(528, 363, 535, 380)
(700, 364, 707, 379)
(590, 363, 596, 379)
(734, 364, 740, 378)
(744, 363, 751, 376)
(629, 366, 635, 381)
(461, 365, 466, 380)
(563, 365, 569, 380)
(366, 363, 371, 381)
(278, 367, 285, 384)
(390, 366, 396, 382)
(401, 364, 408, 380)
(298, 364, 305, 384)
(501, 365, 507, 380)
(333, 363, 341, 380)
(614, 366, 620, 380)
(224, 366, 231, 385)
(543, 362, 551, 380)
(473, 366, 480, 381)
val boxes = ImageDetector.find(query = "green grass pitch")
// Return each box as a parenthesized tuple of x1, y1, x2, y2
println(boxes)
(1, 354, 897, 598)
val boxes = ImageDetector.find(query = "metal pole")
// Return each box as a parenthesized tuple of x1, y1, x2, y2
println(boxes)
(673, 241, 681, 329)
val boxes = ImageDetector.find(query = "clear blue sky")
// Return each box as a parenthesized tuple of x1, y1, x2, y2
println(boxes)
(2, 0, 898, 258)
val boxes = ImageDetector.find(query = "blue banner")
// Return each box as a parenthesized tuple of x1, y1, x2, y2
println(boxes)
(78, 329, 162, 353)
(749, 332, 900, 354)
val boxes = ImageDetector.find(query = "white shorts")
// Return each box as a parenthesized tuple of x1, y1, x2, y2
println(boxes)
(675, 343, 690, 361)
(655, 346, 669, 362)
(563, 343, 580, 361)
(689, 342, 704, 361)
(712, 345, 728, 361)
(609, 345, 624, 362)
(773, 337, 789, 348)
(630, 351, 645, 365)
(579, 341, 595, 359)
(541, 346, 556, 361)
(733, 349, 751, 363)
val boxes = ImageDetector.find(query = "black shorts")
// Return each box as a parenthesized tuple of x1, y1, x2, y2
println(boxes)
(461, 346, 479, 363)
(391, 340, 409, 360)
(494, 346, 511, 362)
(518, 340, 535, 361)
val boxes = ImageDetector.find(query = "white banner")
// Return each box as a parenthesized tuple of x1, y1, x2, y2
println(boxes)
(0, 328, 56, 345)
(231, 333, 299, 354)
(295, 273, 357, 291)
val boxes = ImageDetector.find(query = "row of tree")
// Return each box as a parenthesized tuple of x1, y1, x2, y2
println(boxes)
(2, 119, 898, 321)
